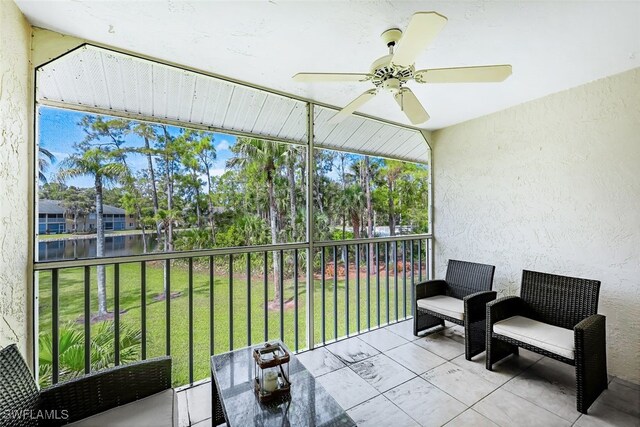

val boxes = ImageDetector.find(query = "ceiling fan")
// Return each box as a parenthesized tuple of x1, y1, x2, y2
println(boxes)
(293, 12, 512, 125)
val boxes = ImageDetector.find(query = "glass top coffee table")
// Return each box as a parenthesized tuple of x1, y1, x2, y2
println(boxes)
(211, 341, 354, 426)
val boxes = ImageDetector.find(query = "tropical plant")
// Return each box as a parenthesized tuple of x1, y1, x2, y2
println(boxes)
(38, 322, 142, 388)
(227, 137, 288, 302)
(38, 146, 56, 184)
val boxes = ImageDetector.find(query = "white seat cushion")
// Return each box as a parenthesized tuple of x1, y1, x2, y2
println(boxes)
(69, 389, 176, 427)
(493, 316, 575, 360)
(416, 295, 464, 320)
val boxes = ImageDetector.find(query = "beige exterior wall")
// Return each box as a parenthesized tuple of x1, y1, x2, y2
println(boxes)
(0, 0, 32, 360)
(432, 68, 640, 382)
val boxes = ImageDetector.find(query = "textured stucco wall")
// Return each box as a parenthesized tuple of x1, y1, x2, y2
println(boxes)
(432, 68, 640, 383)
(0, 0, 32, 358)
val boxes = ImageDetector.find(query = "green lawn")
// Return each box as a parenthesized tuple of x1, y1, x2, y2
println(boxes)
(37, 253, 426, 387)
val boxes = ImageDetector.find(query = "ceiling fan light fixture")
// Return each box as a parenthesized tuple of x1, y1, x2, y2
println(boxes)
(382, 77, 401, 94)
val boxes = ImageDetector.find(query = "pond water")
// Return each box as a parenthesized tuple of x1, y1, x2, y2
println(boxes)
(38, 234, 159, 262)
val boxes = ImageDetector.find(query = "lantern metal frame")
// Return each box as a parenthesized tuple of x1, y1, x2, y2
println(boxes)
(253, 342, 291, 403)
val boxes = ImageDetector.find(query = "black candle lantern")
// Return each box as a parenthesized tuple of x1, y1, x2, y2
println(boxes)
(253, 342, 291, 403)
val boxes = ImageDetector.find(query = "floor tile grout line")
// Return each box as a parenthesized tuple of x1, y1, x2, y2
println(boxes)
(382, 373, 472, 427)
(421, 373, 492, 410)
(406, 338, 455, 361)
(344, 390, 417, 425)
(363, 340, 448, 377)
(359, 339, 411, 354)
(486, 385, 579, 425)
(499, 359, 582, 424)
(343, 353, 419, 395)
(377, 390, 438, 427)
(383, 325, 423, 342)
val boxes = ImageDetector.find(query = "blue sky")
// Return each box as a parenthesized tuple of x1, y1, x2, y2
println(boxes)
(37, 106, 418, 190)
(38, 106, 237, 188)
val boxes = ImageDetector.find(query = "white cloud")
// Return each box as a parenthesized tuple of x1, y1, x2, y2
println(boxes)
(216, 139, 230, 152)
(210, 168, 226, 177)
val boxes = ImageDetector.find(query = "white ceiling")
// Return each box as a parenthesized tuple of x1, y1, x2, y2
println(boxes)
(16, 0, 640, 130)
(36, 45, 430, 162)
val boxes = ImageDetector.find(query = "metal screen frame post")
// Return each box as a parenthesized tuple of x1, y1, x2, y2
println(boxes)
(305, 102, 315, 350)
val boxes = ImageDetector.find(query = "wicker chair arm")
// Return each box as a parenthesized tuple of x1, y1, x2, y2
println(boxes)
(486, 296, 524, 329)
(574, 314, 606, 345)
(415, 279, 447, 300)
(464, 290, 497, 322)
(38, 356, 172, 426)
(574, 314, 608, 413)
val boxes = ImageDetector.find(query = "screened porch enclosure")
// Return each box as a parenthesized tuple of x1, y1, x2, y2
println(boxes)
(33, 44, 433, 388)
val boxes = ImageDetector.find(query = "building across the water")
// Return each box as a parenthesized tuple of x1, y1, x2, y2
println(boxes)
(38, 199, 137, 234)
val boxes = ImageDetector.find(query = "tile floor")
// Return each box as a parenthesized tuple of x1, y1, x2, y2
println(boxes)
(176, 320, 640, 426)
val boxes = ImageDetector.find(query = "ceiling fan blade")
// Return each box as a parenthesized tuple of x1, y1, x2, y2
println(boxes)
(392, 12, 447, 67)
(394, 88, 429, 125)
(328, 90, 377, 124)
(414, 65, 512, 83)
(293, 72, 371, 82)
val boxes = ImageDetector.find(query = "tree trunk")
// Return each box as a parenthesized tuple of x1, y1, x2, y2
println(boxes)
(95, 176, 108, 316)
(167, 172, 174, 251)
(194, 182, 202, 228)
(365, 157, 374, 271)
(144, 136, 162, 242)
(164, 178, 173, 297)
(204, 163, 216, 245)
(163, 125, 174, 252)
(137, 205, 148, 253)
(287, 160, 296, 241)
(351, 212, 360, 239)
(387, 176, 396, 272)
(268, 176, 280, 302)
(388, 177, 395, 237)
(164, 136, 174, 297)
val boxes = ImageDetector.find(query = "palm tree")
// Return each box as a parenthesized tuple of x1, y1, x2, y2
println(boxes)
(38, 146, 56, 183)
(380, 160, 404, 237)
(345, 184, 366, 238)
(283, 146, 302, 241)
(227, 137, 286, 302)
(58, 143, 127, 318)
(379, 159, 404, 270)
(238, 213, 268, 246)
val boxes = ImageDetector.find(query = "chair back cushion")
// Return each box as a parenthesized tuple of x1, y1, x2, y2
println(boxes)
(520, 270, 600, 329)
(445, 260, 495, 299)
(0, 344, 39, 427)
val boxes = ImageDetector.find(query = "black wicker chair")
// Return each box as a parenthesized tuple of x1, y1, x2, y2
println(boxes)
(486, 270, 607, 414)
(414, 260, 496, 360)
(0, 344, 174, 426)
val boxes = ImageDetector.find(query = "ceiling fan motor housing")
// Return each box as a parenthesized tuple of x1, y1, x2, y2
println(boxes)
(370, 54, 414, 90)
